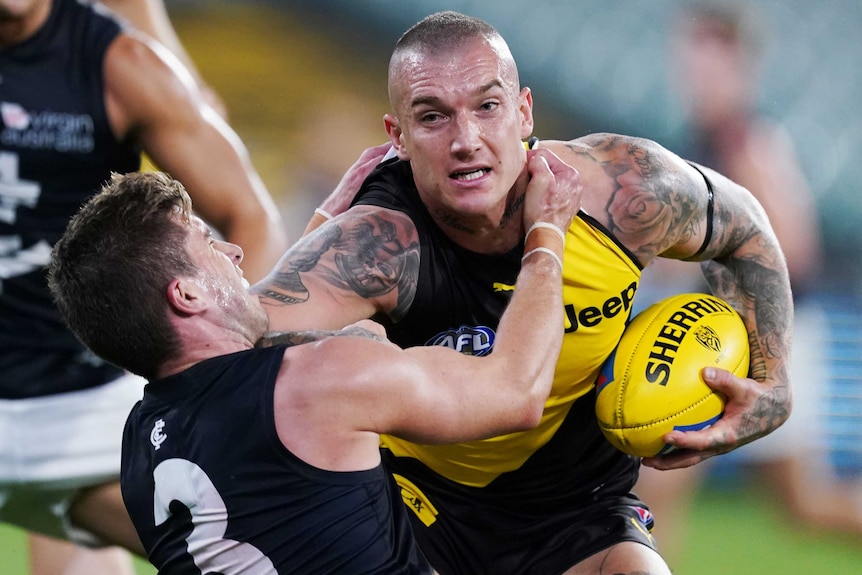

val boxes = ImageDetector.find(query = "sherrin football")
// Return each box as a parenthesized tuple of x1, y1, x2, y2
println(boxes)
(595, 293, 750, 458)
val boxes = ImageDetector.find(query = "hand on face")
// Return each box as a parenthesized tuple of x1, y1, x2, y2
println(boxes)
(522, 148, 582, 234)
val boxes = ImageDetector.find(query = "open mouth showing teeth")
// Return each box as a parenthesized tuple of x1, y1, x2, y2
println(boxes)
(452, 168, 489, 181)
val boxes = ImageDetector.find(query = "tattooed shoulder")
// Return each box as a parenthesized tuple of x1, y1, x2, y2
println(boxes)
(256, 327, 387, 348)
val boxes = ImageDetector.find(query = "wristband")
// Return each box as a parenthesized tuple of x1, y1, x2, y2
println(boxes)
(526, 221, 566, 244)
(314, 207, 333, 220)
(524, 222, 566, 257)
(521, 247, 563, 271)
(302, 208, 333, 236)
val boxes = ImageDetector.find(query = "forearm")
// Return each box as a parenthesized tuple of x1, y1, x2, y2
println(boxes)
(687, 163, 793, 387)
(397, 246, 566, 443)
(492, 229, 565, 411)
(641, 164, 796, 466)
(700, 222, 793, 445)
(699, 170, 794, 387)
(703, 248, 792, 376)
(490, 150, 580, 410)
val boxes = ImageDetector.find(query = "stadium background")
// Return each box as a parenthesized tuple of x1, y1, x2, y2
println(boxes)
(4, 1, 860, 573)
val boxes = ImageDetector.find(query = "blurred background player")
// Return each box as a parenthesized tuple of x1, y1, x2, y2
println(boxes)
(102, 0, 227, 119)
(0, 0, 286, 574)
(634, 1, 862, 566)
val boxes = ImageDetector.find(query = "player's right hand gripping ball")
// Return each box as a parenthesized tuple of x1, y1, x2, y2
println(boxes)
(595, 293, 750, 457)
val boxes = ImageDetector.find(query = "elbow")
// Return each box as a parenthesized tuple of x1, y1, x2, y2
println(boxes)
(519, 403, 545, 430)
(511, 386, 549, 431)
(781, 383, 794, 427)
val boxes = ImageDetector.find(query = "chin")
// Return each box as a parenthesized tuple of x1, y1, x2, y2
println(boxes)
(456, 188, 508, 215)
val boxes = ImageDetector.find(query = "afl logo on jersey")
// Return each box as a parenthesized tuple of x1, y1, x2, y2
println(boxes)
(426, 326, 496, 356)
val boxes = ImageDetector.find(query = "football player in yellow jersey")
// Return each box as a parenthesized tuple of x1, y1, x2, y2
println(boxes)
(253, 11, 792, 575)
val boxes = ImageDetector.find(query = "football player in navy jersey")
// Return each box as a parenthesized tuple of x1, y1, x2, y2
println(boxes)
(0, 1, 285, 573)
(47, 153, 578, 574)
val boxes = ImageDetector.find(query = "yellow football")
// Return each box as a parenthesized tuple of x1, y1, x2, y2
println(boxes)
(595, 293, 750, 457)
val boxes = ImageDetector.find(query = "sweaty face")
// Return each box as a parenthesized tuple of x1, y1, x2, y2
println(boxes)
(184, 216, 268, 340)
(387, 37, 534, 224)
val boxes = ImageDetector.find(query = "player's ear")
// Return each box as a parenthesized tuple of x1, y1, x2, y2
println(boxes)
(519, 87, 534, 140)
(384, 114, 410, 160)
(166, 277, 208, 315)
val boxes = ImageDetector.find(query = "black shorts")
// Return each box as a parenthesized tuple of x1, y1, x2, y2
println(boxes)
(385, 393, 656, 575)
(395, 475, 657, 575)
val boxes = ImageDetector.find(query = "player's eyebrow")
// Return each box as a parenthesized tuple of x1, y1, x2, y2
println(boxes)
(409, 79, 505, 109)
(476, 79, 505, 94)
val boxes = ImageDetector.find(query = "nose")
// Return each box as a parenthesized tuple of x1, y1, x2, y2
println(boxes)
(216, 239, 244, 264)
(450, 113, 482, 156)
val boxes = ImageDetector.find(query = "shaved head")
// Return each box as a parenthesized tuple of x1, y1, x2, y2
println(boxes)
(388, 11, 520, 107)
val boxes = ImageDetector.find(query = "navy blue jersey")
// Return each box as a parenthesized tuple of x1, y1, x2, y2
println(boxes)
(121, 345, 432, 575)
(0, 0, 140, 397)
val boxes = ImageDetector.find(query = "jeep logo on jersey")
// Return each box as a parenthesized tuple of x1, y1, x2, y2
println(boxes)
(564, 281, 638, 333)
(426, 326, 496, 356)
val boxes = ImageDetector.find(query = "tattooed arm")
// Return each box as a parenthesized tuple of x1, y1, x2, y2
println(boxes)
(251, 205, 421, 333)
(544, 133, 793, 468)
(649, 162, 793, 468)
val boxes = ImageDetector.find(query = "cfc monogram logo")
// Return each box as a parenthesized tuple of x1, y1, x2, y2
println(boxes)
(150, 418, 167, 450)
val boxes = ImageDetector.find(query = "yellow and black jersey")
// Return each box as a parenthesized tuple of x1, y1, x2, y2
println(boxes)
(353, 157, 657, 574)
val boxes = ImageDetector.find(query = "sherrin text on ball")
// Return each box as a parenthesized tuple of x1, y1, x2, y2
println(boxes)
(595, 293, 750, 457)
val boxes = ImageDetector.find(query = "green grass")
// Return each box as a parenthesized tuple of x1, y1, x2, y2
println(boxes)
(673, 487, 862, 575)
(0, 524, 27, 574)
(2, 486, 860, 574)
(0, 524, 155, 575)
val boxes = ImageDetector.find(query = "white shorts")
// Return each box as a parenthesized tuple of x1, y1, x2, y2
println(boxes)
(0, 373, 145, 544)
